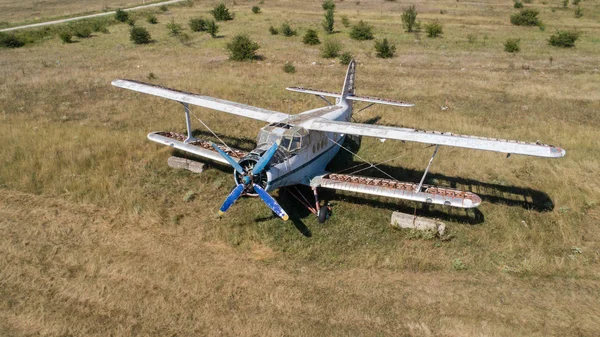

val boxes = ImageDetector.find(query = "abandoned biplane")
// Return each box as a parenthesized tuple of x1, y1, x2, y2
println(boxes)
(112, 60, 565, 223)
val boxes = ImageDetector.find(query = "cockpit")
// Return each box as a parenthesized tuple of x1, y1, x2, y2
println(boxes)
(257, 123, 309, 153)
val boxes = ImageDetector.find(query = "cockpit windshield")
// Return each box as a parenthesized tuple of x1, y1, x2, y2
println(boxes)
(257, 124, 309, 153)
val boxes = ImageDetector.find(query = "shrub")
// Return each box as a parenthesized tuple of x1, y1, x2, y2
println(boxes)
(425, 22, 443, 38)
(90, 20, 109, 33)
(115, 8, 129, 22)
(323, 8, 334, 34)
(59, 31, 73, 43)
(349, 20, 374, 40)
(510, 9, 541, 26)
(0, 33, 25, 48)
(159, 4, 169, 11)
(127, 19, 136, 26)
(548, 30, 579, 47)
(467, 34, 476, 43)
(72, 24, 92, 38)
(339, 51, 352, 65)
(402, 5, 418, 32)
(514, 1, 524, 8)
(572, 0, 580, 4)
(374, 38, 395, 58)
(252, 6, 261, 14)
(206, 20, 219, 38)
(211, 3, 233, 21)
(283, 62, 296, 73)
(322, 0, 335, 10)
(281, 22, 297, 37)
(166, 19, 183, 36)
(189, 18, 206, 32)
(226, 34, 260, 61)
(504, 38, 520, 52)
(269, 26, 279, 35)
(303, 29, 320, 45)
(320, 39, 341, 58)
(562, 0, 568, 8)
(574, 6, 583, 18)
(341, 15, 350, 27)
(130, 26, 152, 44)
(147, 15, 158, 24)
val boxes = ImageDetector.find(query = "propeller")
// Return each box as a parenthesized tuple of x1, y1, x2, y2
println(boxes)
(211, 141, 289, 221)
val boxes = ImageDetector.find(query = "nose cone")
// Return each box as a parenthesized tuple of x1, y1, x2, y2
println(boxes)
(243, 176, 251, 185)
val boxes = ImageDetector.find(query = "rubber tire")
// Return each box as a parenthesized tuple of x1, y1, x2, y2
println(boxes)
(318, 207, 328, 224)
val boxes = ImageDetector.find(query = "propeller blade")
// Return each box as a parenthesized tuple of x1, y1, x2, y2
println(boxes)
(253, 184, 289, 221)
(211, 142, 245, 174)
(218, 184, 245, 215)
(252, 141, 280, 175)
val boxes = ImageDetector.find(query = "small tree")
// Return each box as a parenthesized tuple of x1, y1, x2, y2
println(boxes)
(130, 26, 152, 44)
(514, 1, 524, 8)
(349, 20, 374, 40)
(504, 38, 520, 52)
(211, 3, 233, 21)
(323, 8, 334, 34)
(147, 15, 158, 24)
(166, 19, 183, 36)
(321, 39, 341, 58)
(59, 31, 73, 43)
(115, 9, 129, 23)
(339, 52, 353, 65)
(510, 9, 541, 26)
(374, 38, 395, 58)
(322, 0, 335, 10)
(303, 29, 320, 45)
(283, 62, 296, 73)
(425, 22, 443, 38)
(401, 5, 418, 32)
(269, 26, 279, 35)
(227, 34, 259, 61)
(252, 6, 261, 14)
(0, 33, 25, 48)
(341, 15, 350, 27)
(189, 18, 207, 32)
(206, 20, 219, 38)
(281, 22, 297, 37)
(72, 23, 92, 38)
(548, 30, 579, 47)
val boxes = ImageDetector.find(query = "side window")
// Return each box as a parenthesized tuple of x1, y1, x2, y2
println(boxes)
(281, 136, 291, 150)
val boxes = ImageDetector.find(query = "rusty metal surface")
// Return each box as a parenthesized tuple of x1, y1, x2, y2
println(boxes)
(318, 173, 482, 208)
(157, 132, 248, 158)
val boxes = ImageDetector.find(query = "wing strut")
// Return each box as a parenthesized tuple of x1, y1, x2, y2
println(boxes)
(181, 102, 197, 144)
(416, 145, 440, 192)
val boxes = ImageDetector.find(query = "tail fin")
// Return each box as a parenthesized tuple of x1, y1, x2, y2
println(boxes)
(340, 59, 356, 99)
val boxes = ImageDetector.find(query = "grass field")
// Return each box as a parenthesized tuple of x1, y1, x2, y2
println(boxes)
(1, 0, 599, 335)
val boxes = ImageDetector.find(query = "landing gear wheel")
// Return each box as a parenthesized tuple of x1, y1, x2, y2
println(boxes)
(318, 205, 330, 224)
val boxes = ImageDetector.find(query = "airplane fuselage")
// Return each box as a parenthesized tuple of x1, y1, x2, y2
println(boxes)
(235, 99, 353, 192)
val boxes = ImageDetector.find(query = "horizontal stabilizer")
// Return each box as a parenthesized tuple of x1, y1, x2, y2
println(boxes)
(346, 95, 414, 107)
(311, 173, 481, 208)
(147, 132, 247, 166)
(286, 87, 413, 107)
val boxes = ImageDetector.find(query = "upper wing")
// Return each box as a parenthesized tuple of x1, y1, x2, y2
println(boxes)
(112, 79, 291, 123)
(304, 119, 565, 158)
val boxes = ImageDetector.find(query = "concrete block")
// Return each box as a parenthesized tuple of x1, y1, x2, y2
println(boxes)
(167, 156, 205, 173)
(391, 212, 445, 236)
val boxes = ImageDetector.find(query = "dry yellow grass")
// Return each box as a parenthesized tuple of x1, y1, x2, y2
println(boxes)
(1, 0, 599, 335)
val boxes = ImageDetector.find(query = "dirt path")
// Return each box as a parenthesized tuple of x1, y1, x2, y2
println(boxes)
(0, 0, 185, 33)
(0, 189, 598, 336)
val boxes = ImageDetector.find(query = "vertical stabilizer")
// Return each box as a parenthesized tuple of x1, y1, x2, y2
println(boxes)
(340, 59, 356, 99)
